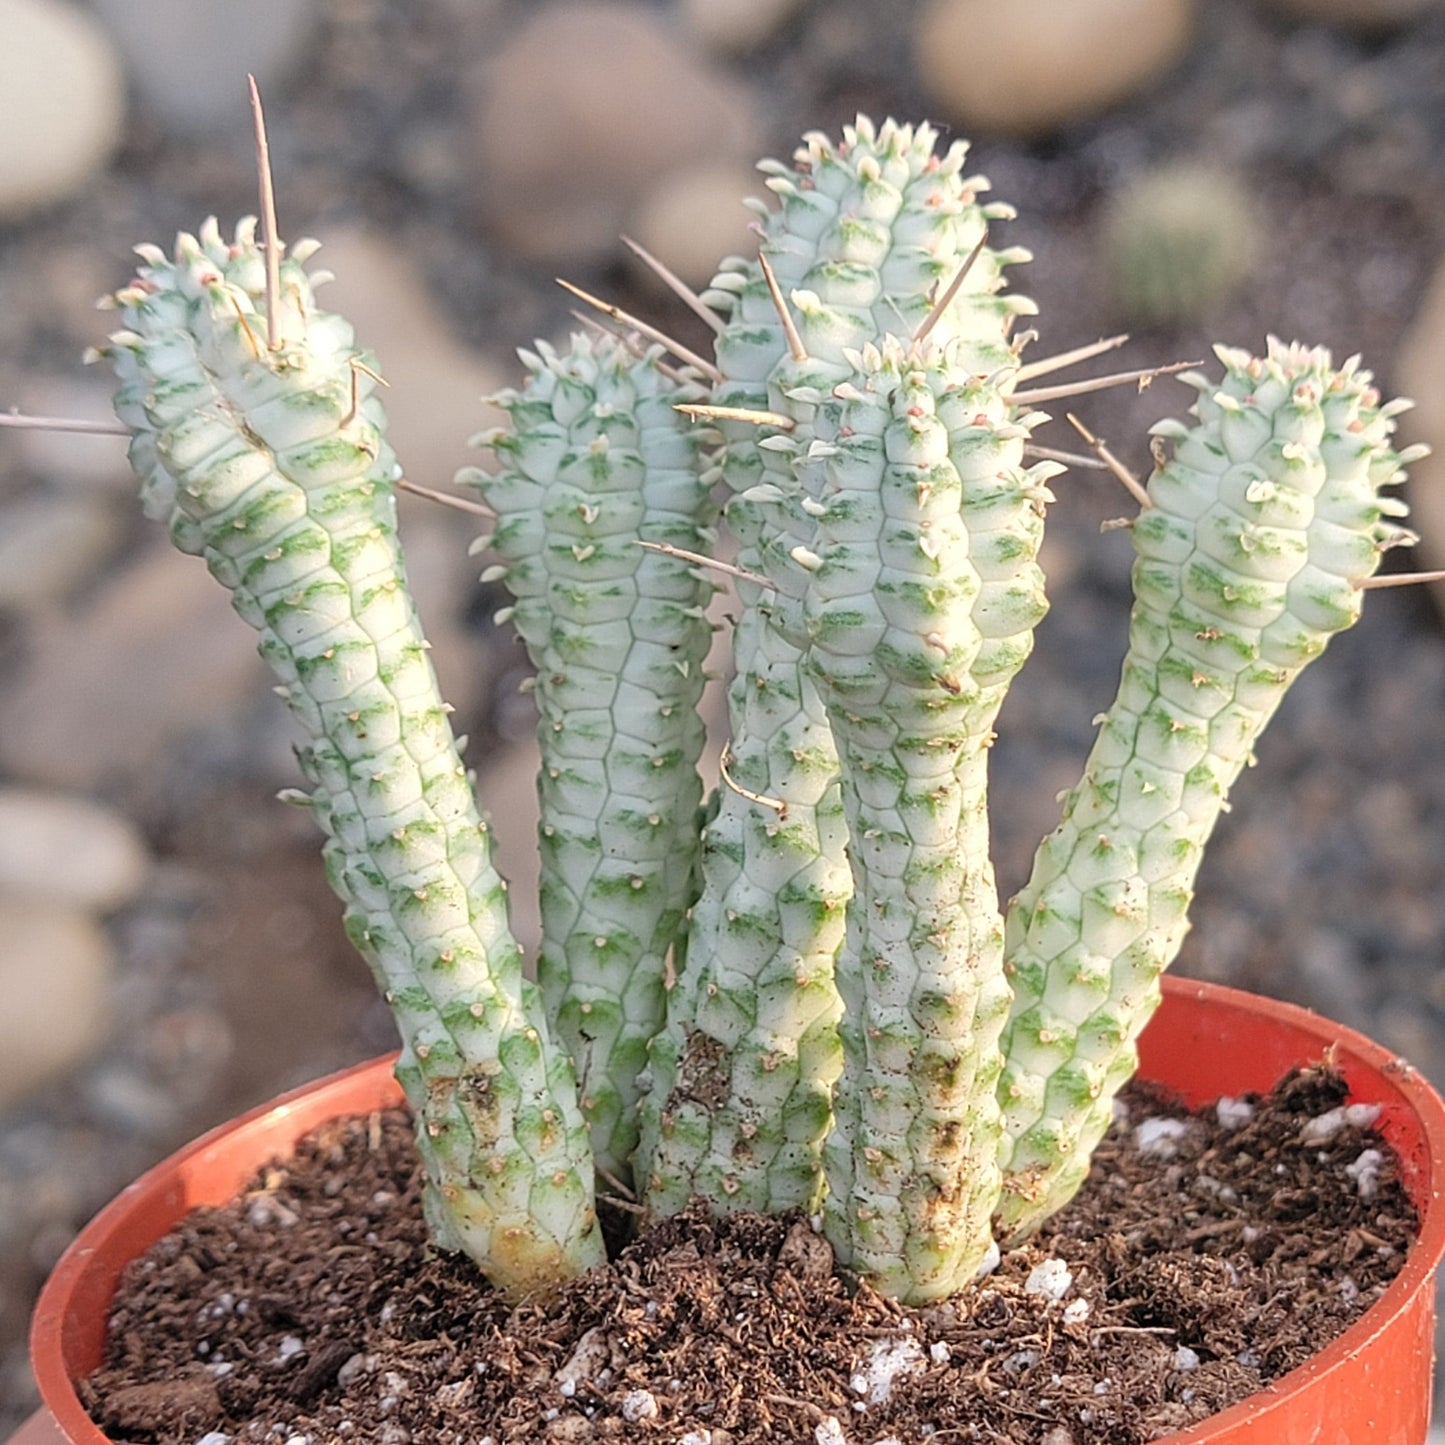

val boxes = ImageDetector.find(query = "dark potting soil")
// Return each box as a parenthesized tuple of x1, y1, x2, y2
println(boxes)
(82, 1068, 1416, 1445)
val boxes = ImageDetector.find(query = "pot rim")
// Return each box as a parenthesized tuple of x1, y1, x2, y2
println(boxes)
(30, 976, 1445, 1444)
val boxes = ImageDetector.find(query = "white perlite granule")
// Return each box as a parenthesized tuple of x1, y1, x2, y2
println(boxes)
(1346, 1147, 1386, 1200)
(1134, 1116, 1190, 1157)
(814, 1418, 847, 1445)
(851, 1336, 926, 1405)
(621, 1390, 660, 1423)
(1062, 1297, 1091, 1326)
(1024, 1258, 1074, 1300)
(1172, 1346, 1201, 1371)
(1215, 1096, 1254, 1130)
(974, 1239, 1001, 1279)
(1300, 1103, 1382, 1144)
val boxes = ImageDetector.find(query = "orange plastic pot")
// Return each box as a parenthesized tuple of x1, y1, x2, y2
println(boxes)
(19, 977, 1445, 1445)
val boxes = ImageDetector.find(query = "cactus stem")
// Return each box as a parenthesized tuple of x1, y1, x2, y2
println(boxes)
(566, 313, 696, 387)
(757, 253, 809, 362)
(0, 411, 127, 435)
(246, 75, 283, 352)
(1014, 333, 1130, 384)
(395, 477, 496, 518)
(619, 235, 725, 334)
(635, 538, 773, 588)
(1357, 569, 1445, 590)
(675, 402, 796, 431)
(1023, 442, 1110, 471)
(564, 312, 695, 387)
(718, 741, 787, 814)
(912, 229, 989, 343)
(554, 279, 722, 381)
(1013, 359, 1201, 407)
(1065, 413, 1152, 510)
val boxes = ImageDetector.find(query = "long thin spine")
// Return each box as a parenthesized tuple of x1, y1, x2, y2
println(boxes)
(101, 222, 603, 1295)
(995, 339, 1422, 1237)
(461, 333, 717, 1189)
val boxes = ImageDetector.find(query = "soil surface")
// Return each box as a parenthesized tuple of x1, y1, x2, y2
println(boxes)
(83, 1068, 1415, 1445)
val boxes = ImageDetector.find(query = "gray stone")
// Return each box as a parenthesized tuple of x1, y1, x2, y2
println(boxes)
(1397, 254, 1445, 613)
(629, 163, 760, 291)
(0, 538, 270, 792)
(0, 787, 150, 913)
(915, 0, 1198, 141)
(0, 897, 113, 1107)
(0, 0, 126, 221)
(1266, 0, 1441, 34)
(0, 492, 125, 614)
(310, 230, 507, 491)
(468, 3, 761, 263)
(6, 374, 136, 495)
(678, 0, 806, 55)
(91, 0, 320, 133)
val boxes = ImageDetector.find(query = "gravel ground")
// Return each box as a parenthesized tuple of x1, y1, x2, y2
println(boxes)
(3, 0, 1445, 1433)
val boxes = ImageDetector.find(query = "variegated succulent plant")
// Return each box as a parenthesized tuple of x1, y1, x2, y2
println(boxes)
(92, 116, 1424, 1306)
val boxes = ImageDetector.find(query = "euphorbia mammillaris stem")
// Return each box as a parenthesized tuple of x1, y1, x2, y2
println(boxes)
(996, 340, 1421, 1238)
(638, 117, 1034, 1219)
(100, 221, 603, 1295)
(461, 334, 717, 1189)
(793, 342, 1053, 1302)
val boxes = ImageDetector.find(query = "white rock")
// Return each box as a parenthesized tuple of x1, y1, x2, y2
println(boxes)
(630, 163, 761, 293)
(0, 0, 126, 220)
(1172, 1345, 1200, 1371)
(1024, 1258, 1074, 1300)
(0, 538, 270, 791)
(90, 0, 319, 133)
(0, 787, 149, 911)
(469, 3, 760, 262)
(0, 492, 124, 614)
(679, 0, 805, 55)
(0, 896, 113, 1106)
(914, 0, 1197, 140)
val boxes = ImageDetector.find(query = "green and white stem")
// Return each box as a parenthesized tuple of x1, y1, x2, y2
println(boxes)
(783, 340, 1052, 1302)
(638, 117, 1034, 1220)
(461, 332, 717, 1190)
(100, 220, 604, 1295)
(995, 338, 1423, 1237)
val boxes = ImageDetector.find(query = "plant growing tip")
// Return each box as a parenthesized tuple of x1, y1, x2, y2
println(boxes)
(75, 104, 1425, 1305)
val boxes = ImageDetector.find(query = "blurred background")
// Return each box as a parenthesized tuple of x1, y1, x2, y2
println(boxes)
(3, 0, 1445, 1430)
